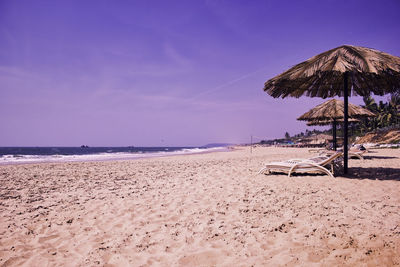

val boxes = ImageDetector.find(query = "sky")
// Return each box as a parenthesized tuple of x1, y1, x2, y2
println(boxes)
(1, 0, 400, 146)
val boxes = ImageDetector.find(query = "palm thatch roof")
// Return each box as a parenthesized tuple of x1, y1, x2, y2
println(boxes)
(297, 99, 375, 121)
(264, 45, 400, 98)
(306, 118, 359, 126)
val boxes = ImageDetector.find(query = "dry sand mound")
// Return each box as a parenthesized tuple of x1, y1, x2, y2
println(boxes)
(356, 129, 400, 144)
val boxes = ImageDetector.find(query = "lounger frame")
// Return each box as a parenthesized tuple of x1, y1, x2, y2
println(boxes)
(258, 152, 343, 178)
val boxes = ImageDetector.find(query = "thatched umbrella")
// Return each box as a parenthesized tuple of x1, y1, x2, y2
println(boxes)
(307, 119, 361, 146)
(306, 118, 360, 149)
(264, 45, 400, 174)
(298, 99, 375, 150)
(306, 118, 359, 126)
(298, 99, 375, 121)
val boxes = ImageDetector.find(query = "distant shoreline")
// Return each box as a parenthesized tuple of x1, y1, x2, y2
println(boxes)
(0, 146, 232, 166)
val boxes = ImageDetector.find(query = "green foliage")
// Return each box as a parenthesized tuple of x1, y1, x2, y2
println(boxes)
(361, 94, 400, 132)
(260, 95, 399, 145)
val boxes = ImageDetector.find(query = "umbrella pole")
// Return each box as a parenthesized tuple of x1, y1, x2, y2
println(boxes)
(332, 119, 337, 151)
(343, 72, 349, 174)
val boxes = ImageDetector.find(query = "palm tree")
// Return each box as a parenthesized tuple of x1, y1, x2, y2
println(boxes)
(362, 96, 378, 131)
(360, 95, 400, 132)
(363, 96, 377, 112)
(389, 93, 400, 125)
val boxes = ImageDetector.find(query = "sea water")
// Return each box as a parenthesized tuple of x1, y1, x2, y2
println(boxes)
(0, 146, 229, 165)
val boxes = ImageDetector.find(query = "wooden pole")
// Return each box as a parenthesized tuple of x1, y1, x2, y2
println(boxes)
(343, 72, 349, 174)
(333, 118, 337, 151)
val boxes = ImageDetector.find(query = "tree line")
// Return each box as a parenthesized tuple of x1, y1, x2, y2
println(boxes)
(283, 93, 399, 141)
(360, 93, 400, 132)
(258, 94, 399, 145)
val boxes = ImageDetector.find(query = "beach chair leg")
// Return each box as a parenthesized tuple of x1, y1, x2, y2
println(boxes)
(288, 165, 297, 177)
(258, 167, 268, 175)
(316, 165, 334, 178)
(289, 163, 334, 178)
(349, 152, 363, 160)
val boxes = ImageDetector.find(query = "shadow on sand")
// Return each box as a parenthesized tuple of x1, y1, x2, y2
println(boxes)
(345, 167, 400, 181)
(363, 155, 398, 160)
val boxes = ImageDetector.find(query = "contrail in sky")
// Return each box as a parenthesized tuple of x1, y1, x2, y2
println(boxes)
(188, 67, 267, 101)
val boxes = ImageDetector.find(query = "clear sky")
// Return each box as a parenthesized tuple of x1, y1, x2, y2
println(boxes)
(1, 0, 399, 146)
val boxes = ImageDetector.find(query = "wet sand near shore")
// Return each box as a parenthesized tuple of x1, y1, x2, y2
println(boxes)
(1, 147, 399, 266)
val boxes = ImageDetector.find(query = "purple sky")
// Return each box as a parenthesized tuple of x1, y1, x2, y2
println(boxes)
(1, 0, 399, 146)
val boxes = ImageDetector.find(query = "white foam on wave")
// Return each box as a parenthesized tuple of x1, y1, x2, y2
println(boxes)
(0, 147, 228, 165)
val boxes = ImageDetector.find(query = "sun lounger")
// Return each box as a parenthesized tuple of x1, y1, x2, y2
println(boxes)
(347, 149, 366, 159)
(317, 148, 366, 160)
(308, 148, 327, 153)
(258, 152, 343, 178)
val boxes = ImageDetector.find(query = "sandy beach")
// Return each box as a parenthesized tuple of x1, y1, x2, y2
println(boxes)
(1, 147, 399, 266)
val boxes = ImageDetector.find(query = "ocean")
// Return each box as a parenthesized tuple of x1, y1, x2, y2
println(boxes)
(0, 146, 229, 165)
